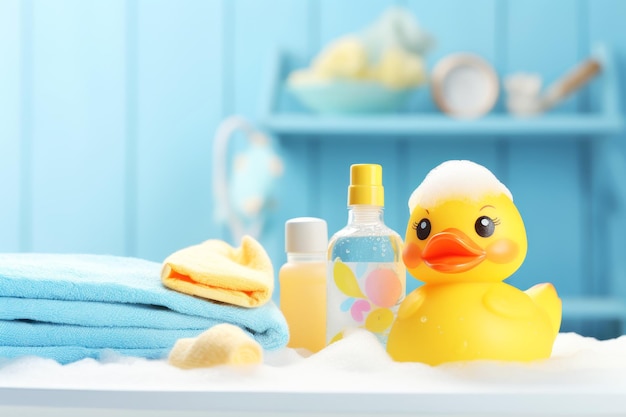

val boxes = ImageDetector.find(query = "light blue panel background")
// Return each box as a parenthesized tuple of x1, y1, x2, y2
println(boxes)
(507, 141, 585, 293)
(233, 0, 311, 119)
(504, 1, 584, 295)
(232, 0, 312, 291)
(505, 0, 581, 113)
(0, 0, 21, 252)
(319, 0, 395, 48)
(272, 138, 318, 265)
(29, 0, 127, 254)
(407, 0, 497, 61)
(1, 0, 626, 338)
(136, 0, 223, 262)
(588, 0, 626, 300)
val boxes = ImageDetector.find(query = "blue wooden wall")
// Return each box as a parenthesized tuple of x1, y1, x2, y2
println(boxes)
(1, 0, 626, 336)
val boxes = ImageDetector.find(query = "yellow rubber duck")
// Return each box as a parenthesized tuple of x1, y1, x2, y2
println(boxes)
(387, 160, 562, 365)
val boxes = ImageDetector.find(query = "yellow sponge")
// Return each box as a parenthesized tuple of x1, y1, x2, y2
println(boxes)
(168, 323, 263, 369)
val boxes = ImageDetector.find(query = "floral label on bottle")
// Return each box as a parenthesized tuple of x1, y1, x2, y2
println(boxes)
(326, 258, 405, 345)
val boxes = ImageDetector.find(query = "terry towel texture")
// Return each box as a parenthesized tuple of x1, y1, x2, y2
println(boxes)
(0, 253, 288, 364)
(161, 236, 274, 308)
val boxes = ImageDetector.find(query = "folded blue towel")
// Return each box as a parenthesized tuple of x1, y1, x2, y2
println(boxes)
(0, 253, 289, 363)
(0, 346, 167, 364)
(0, 297, 215, 329)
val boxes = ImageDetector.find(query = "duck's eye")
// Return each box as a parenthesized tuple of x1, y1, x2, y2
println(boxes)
(475, 216, 496, 237)
(413, 218, 431, 240)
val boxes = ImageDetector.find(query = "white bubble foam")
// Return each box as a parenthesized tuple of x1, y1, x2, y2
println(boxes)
(408, 160, 513, 212)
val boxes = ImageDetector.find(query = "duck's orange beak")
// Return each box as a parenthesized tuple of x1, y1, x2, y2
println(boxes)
(421, 228, 486, 273)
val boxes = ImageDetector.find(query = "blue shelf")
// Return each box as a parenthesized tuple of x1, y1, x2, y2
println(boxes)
(261, 113, 624, 137)
(260, 44, 623, 139)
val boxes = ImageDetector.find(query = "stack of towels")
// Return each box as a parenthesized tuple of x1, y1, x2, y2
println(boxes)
(0, 236, 288, 364)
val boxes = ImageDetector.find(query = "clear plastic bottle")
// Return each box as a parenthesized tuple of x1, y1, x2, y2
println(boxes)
(279, 217, 328, 353)
(326, 164, 405, 347)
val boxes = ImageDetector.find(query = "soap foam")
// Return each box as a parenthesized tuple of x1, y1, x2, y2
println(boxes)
(408, 160, 513, 212)
(1, 330, 625, 393)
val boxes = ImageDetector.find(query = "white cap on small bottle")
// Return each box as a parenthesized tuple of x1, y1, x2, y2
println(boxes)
(285, 217, 328, 253)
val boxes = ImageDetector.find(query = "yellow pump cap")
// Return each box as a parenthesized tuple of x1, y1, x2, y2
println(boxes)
(348, 164, 384, 206)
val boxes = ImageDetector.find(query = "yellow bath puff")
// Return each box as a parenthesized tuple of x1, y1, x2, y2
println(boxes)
(168, 323, 263, 369)
(387, 160, 562, 365)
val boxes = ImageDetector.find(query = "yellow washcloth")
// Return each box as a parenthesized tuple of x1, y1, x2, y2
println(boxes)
(161, 235, 274, 308)
(168, 323, 263, 369)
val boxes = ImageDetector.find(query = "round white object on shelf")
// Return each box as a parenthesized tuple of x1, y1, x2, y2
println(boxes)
(431, 53, 499, 119)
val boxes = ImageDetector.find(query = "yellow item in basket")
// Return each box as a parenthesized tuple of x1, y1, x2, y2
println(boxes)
(161, 235, 274, 308)
(168, 323, 262, 369)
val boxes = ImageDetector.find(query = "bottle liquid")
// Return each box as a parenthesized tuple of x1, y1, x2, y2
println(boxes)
(326, 164, 405, 347)
(279, 217, 328, 353)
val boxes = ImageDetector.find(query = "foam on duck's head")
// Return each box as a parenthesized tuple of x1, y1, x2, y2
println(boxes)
(408, 160, 512, 211)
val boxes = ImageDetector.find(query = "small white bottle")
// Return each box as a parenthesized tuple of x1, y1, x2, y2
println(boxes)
(279, 217, 328, 353)
(326, 164, 405, 346)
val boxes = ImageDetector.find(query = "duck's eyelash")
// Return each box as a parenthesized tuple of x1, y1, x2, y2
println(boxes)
(493, 217, 501, 225)
(412, 221, 419, 230)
